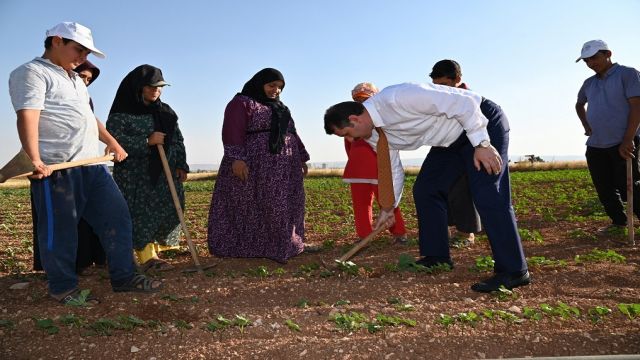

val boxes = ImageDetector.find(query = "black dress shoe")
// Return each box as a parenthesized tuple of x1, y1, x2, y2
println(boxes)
(471, 270, 531, 293)
(415, 256, 454, 269)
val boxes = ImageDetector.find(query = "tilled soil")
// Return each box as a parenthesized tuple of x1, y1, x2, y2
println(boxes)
(1, 224, 639, 360)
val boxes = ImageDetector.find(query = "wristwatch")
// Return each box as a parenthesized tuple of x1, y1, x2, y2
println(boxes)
(475, 140, 491, 148)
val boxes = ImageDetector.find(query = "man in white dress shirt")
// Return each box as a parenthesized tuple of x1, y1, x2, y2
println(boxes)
(324, 82, 529, 292)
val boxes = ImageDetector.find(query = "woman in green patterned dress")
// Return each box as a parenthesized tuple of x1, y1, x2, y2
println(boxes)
(106, 65, 189, 271)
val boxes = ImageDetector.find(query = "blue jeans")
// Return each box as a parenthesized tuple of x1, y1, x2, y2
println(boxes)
(30, 165, 135, 295)
(413, 99, 527, 274)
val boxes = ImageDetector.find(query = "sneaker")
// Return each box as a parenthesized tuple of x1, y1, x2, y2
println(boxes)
(450, 232, 475, 248)
(471, 271, 531, 293)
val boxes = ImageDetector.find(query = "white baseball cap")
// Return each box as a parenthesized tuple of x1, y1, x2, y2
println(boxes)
(575, 39, 609, 63)
(46, 22, 105, 58)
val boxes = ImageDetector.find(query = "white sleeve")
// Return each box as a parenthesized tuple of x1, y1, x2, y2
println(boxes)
(396, 83, 490, 146)
(390, 149, 404, 208)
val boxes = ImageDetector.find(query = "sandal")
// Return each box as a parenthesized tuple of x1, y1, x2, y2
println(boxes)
(138, 258, 174, 273)
(53, 288, 100, 306)
(113, 274, 163, 293)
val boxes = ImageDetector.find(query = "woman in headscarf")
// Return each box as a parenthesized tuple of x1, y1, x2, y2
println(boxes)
(106, 64, 189, 271)
(32, 60, 106, 275)
(207, 68, 310, 263)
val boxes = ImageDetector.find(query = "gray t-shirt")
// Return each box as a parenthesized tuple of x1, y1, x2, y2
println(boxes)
(9, 57, 100, 163)
(577, 63, 640, 148)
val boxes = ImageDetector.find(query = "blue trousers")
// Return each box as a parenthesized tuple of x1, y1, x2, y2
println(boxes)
(30, 165, 135, 295)
(413, 99, 527, 274)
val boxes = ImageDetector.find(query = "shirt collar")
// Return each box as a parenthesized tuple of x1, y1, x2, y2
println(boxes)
(33, 57, 79, 79)
(599, 63, 619, 79)
(363, 100, 385, 128)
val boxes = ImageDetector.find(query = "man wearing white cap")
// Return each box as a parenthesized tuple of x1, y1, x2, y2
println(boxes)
(575, 40, 640, 231)
(8, 22, 162, 304)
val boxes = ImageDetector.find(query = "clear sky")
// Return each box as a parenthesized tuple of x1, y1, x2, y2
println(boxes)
(1, 0, 639, 167)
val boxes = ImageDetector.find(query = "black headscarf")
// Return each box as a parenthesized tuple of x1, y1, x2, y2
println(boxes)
(109, 64, 178, 184)
(240, 68, 293, 154)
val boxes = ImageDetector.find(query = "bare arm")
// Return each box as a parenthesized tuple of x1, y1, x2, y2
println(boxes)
(96, 117, 128, 162)
(16, 109, 51, 178)
(618, 97, 640, 159)
(575, 101, 591, 136)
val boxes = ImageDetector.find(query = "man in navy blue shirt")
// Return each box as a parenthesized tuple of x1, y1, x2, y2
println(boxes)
(575, 40, 640, 231)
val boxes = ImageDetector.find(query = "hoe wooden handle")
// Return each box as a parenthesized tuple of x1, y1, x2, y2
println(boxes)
(338, 224, 388, 262)
(627, 158, 634, 246)
(16, 154, 114, 178)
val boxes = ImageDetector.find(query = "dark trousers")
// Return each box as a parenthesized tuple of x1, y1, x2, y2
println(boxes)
(413, 99, 527, 274)
(447, 174, 481, 233)
(30, 165, 135, 295)
(586, 139, 640, 225)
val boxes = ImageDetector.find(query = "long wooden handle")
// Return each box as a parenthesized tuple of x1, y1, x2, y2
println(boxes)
(16, 154, 114, 178)
(338, 224, 387, 262)
(157, 144, 202, 272)
(627, 158, 635, 246)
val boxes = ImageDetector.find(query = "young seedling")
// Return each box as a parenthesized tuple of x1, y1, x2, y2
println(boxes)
(494, 310, 522, 324)
(387, 297, 402, 305)
(491, 286, 518, 301)
(295, 263, 320, 277)
(518, 228, 544, 244)
(34, 317, 59, 335)
(617, 303, 640, 320)
(88, 318, 120, 336)
(174, 320, 193, 330)
(397, 254, 452, 274)
(472, 256, 495, 272)
(575, 249, 626, 264)
(0, 319, 15, 330)
(522, 306, 543, 321)
(437, 314, 455, 334)
(59, 314, 87, 328)
(481, 309, 496, 322)
(527, 256, 568, 268)
(334, 260, 360, 275)
(375, 314, 417, 328)
(588, 306, 612, 323)
(455, 311, 482, 328)
(296, 298, 309, 308)
(234, 315, 251, 334)
(539, 302, 580, 320)
(64, 289, 94, 307)
(161, 294, 179, 302)
(116, 315, 147, 331)
(322, 239, 335, 249)
(331, 312, 369, 332)
(245, 265, 270, 278)
(284, 319, 301, 332)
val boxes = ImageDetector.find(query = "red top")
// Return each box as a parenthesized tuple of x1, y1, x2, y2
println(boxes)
(343, 139, 377, 180)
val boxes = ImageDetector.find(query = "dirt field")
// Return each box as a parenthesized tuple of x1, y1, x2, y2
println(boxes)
(0, 169, 639, 359)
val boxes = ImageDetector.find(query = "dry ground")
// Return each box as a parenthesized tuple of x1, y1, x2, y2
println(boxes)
(0, 168, 639, 359)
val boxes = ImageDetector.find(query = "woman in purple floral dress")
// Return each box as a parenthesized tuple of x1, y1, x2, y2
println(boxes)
(207, 68, 310, 263)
